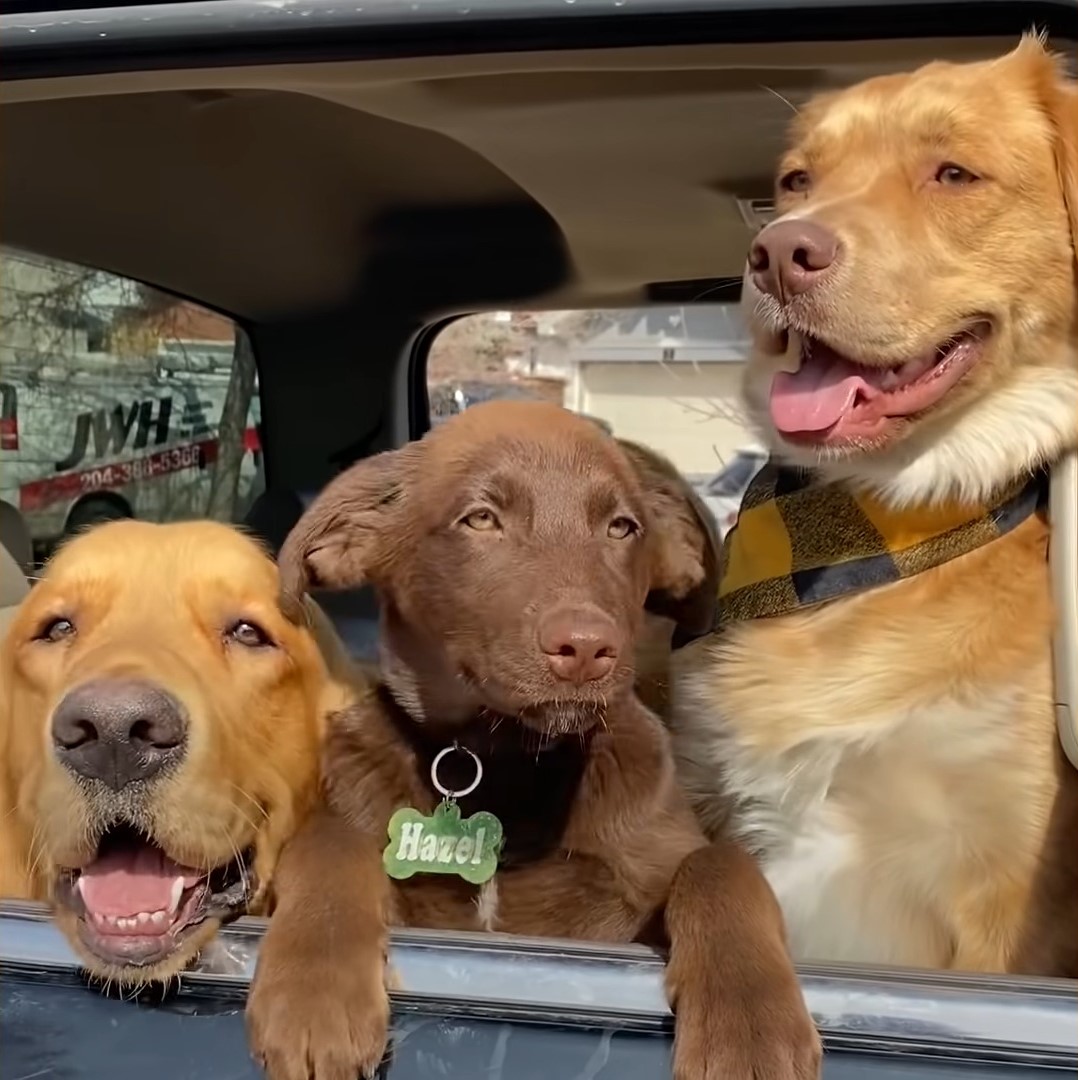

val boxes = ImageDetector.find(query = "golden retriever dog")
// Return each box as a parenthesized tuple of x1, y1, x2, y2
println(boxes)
(0, 519, 354, 984)
(246, 402, 819, 1080)
(670, 34, 1078, 976)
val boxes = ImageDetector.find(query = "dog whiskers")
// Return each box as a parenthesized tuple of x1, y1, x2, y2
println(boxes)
(226, 782, 269, 824)
(760, 83, 801, 115)
(24, 821, 53, 885)
(690, 279, 742, 303)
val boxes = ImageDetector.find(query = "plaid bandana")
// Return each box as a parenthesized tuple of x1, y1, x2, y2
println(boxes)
(717, 462, 1049, 626)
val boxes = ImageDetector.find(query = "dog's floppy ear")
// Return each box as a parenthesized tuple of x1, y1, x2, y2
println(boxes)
(278, 444, 421, 602)
(1051, 65, 1078, 274)
(1008, 33, 1078, 268)
(618, 438, 720, 643)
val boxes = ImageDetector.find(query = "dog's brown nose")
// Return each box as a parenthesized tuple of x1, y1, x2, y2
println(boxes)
(52, 678, 188, 791)
(539, 607, 620, 684)
(749, 219, 839, 301)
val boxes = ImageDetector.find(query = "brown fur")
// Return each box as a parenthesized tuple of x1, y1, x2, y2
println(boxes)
(0, 519, 355, 984)
(247, 401, 820, 1080)
(672, 36, 1078, 976)
(619, 437, 722, 716)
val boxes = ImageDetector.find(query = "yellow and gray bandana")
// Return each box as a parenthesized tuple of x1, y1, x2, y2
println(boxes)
(716, 462, 1049, 626)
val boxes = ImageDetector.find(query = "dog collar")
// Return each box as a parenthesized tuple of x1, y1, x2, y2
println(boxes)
(716, 462, 1049, 626)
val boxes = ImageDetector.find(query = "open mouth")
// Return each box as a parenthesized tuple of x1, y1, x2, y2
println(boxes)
(55, 824, 254, 968)
(769, 323, 990, 445)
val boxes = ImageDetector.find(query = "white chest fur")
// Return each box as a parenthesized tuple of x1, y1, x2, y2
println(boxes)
(717, 728, 940, 967)
(675, 662, 1053, 970)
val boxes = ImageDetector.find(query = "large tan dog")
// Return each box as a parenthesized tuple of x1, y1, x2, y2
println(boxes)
(0, 519, 353, 984)
(671, 35, 1078, 976)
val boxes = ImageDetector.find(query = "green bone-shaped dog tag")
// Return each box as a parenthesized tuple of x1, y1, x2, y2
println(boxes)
(383, 801, 503, 885)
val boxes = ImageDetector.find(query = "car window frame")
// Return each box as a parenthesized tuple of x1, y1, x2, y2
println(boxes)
(3, 900, 1076, 1069)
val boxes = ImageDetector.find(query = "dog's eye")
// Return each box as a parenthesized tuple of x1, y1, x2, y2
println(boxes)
(935, 163, 979, 186)
(37, 617, 76, 644)
(227, 620, 273, 649)
(607, 516, 640, 540)
(461, 509, 500, 532)
(779, 169, 812, 194)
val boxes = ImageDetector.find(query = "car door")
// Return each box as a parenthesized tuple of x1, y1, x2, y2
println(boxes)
(1, 1, 1076, 1077)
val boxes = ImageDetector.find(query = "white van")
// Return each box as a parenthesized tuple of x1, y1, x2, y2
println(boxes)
(0, 250, 262, 560)
(0, 362, 261, 559)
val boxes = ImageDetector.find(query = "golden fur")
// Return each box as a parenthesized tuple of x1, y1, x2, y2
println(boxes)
(0, 519, 355, 984)
(671, 36, 1078, 975)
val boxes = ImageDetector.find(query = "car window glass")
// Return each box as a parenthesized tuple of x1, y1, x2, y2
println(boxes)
(706, 452, 765, 497)
(0, 247, 262, 565)
(426, 305, 759, 536)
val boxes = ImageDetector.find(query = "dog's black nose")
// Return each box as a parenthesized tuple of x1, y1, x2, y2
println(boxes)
(51, 679, 187, 790)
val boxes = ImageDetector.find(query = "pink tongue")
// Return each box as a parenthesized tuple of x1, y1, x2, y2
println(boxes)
(770, 352, 872, 434)
(79, 845, 202, 918)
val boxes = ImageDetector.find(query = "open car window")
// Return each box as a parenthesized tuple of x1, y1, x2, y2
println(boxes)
(706, 451, 767, 497)
(0, 247, 262, 564)
(426, 305, 761, 538)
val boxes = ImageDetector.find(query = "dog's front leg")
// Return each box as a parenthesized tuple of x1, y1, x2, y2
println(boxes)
(948, 872, 1030, 975)
(247, 808, 392, 1080)
(663, 839, 821, 1080)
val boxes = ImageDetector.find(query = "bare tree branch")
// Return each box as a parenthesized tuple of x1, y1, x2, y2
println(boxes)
(206, 330, 257, 522)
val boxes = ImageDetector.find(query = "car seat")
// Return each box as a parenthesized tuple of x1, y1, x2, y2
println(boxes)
(0, 537, 30, 640)
(1051, 450, 1078, 769)
(0, 499, 32, 575)
(243, 485, 381, 662)
(242, 487, 305, 558)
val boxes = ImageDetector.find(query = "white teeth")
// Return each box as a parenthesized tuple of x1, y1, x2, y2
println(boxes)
(881, 355, 934, 391)
(90, 909, 170, 932)
(904, 356, 934, 379)
(779, 331, 803, 373)
(168, 877, 184, 914)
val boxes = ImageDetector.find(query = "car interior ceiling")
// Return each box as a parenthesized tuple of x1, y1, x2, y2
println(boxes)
(0, 31, 1060, 656)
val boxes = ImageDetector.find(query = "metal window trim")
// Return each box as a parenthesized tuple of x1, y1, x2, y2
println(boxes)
(2, 901, 1075, 1069)
(1, 0, 1076, 81)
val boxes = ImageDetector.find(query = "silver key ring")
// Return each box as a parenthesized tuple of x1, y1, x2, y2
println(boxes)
(430, 743, 484, 800)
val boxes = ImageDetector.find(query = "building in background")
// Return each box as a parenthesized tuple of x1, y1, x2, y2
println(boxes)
(563, 304, 756, 479)
(425, 303, 765, 535)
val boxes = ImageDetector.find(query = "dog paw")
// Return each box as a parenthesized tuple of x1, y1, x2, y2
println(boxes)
(672, 998, 821, 1079)
(246, 965, 390, 1080)
(667, 962, 822, 1080)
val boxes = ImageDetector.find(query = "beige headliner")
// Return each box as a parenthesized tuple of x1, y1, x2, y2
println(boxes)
(0, 36, 1024, 318)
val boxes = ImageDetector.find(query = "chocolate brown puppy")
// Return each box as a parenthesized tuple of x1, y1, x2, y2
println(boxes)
(247, 401, 820, 1080)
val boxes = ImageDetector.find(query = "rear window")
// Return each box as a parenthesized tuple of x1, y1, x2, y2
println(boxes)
(706, 451, 767, 497)
(425, 304, 760, 532)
